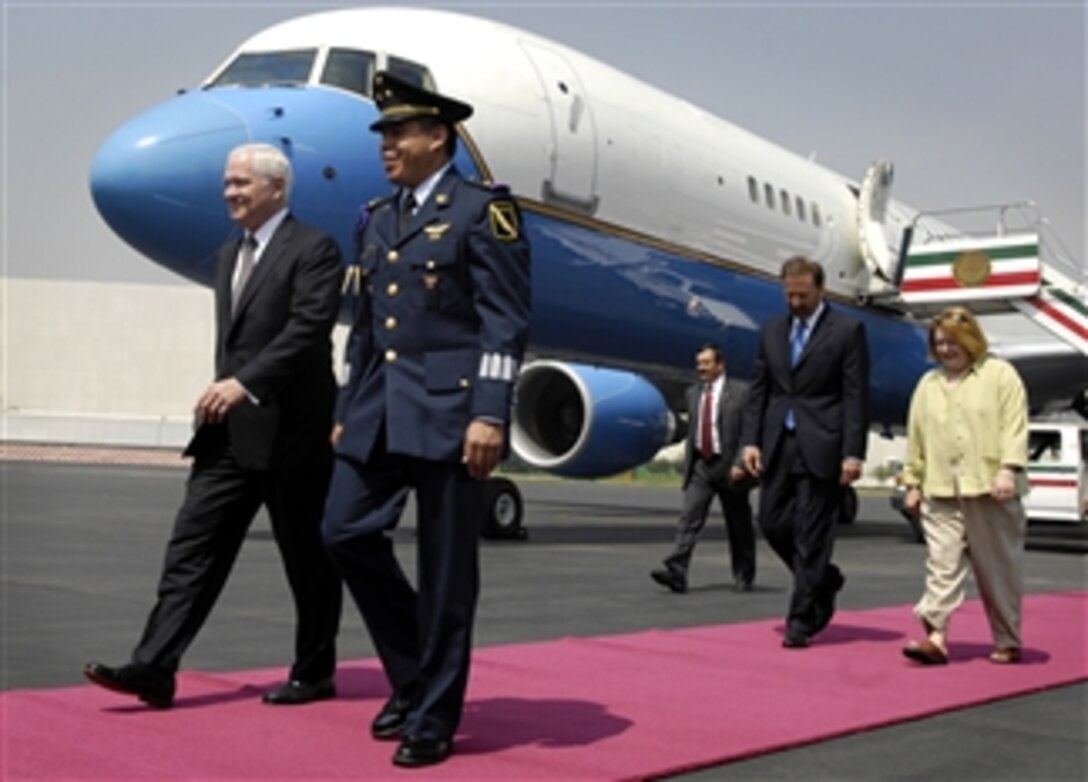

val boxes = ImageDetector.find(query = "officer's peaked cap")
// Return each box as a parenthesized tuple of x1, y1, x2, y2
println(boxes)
(369, 71, 473, 132)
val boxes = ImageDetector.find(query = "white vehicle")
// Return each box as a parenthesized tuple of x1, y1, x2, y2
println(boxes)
(1024, 420, 1088, 523)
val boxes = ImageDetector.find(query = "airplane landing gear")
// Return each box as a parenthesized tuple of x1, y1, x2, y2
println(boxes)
(481, 477, 527, 540)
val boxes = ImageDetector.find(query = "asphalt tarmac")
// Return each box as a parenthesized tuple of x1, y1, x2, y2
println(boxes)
(3, 459, 1085, 780)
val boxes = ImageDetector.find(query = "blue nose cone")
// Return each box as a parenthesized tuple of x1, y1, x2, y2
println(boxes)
(90, 92, 248, 283)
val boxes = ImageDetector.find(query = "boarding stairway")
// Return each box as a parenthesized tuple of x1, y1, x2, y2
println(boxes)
(866, 195, 1088, 357)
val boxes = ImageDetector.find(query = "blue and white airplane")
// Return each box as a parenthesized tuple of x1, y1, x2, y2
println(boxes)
(89, 7, 1087, 532)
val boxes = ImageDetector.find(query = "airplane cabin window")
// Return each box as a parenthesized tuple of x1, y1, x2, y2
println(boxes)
(780, 189, 791, 216)
(811, 203, 822, 227)
(796, 196, 806, 222)
(386, 57, 435, 91)
(322, 49, 377, 97)
(764, 183, 775, 210)
(747, 176, 759, 203)
(211, 49, 317, 88)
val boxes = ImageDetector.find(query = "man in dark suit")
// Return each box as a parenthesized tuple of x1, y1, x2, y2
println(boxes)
(741, 256, 869, 649)
(322, 72, 531, 768)
(651, 343, 755, 594)
(85, 143, 343, 708)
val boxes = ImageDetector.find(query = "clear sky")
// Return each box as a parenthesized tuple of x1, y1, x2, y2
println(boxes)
(4, 1, 1084, 285)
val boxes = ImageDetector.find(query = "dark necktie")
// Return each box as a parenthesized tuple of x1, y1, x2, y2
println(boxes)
(699, 384, 714, 459)
(232, 234, 258, 314)
(398, 193, 417, 236)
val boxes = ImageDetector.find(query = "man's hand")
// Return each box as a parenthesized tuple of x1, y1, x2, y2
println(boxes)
(741, 446, 762, 478)
(840, 458, 863, 486)
(903, 487, 922, 516)
(330, 423, 343, 447)
(195, 378, 248, 424)
(463, 419, 504, 480)
(729, 465, 747, 483)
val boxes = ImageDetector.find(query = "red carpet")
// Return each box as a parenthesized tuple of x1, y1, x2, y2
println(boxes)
(4, 592, 1085, 780)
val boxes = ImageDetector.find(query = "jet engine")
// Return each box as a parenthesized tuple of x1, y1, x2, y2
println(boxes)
(511, 360, 675, 478)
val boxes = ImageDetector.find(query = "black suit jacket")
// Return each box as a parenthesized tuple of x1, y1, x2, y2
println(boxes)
(187, 214, 343, 470)
(741, 305, 869, 482)
(683, 377, 749, 490)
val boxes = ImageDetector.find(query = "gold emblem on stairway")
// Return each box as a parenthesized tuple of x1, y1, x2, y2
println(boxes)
(952, 250, 992, 287)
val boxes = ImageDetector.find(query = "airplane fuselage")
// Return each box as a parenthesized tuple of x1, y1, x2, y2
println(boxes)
(92, 7, 1069, 477)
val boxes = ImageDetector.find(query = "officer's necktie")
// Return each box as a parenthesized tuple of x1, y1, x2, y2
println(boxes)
(232, 234, 258, 315)
(785, 318, 807, 430)
(398, 192, 417, 236)
(699, 383, 714, 459)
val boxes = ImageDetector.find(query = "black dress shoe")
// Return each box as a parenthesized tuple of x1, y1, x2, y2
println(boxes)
(262, 677, 335, 705)
(812, 569, 847, 634)
(371, 689, 416, 740)
(650, 568, 687, 594)
(84, 661, 175, 708)
(733, 578, 754, 593)
(393, 736, 452, 767)
(782, 631, 811, 649)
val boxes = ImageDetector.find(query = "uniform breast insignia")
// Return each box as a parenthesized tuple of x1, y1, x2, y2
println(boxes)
(424, 222, 452, 241)
(488, 201, 520, 242)
(423, 273, 439, 291)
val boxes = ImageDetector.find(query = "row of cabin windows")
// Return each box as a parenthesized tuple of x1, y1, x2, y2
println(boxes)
(210, 48, 434, 97)
(747, 176, 821, 228)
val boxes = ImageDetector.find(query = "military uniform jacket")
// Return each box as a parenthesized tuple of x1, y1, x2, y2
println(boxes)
(335, 166, 532, 464)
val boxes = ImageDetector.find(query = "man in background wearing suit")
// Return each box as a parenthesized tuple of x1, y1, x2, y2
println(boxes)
(322, 72, 531, 768)
(741, 256, 869, 649)
(85, 143, 343, 708)
(651, 343, 755, 594)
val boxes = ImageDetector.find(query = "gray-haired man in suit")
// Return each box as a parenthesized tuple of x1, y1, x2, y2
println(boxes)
(652, 343, 756, 594)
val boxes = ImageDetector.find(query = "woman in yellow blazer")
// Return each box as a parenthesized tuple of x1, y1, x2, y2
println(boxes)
(900, 306, 1029, 665)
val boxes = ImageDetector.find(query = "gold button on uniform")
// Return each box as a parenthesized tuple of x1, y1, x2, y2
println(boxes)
(387, 250, 399, 263)
(426, 260, 436, 270)
(387, 282, 399, 297)
(385, 349, 397, 363)
(459, 377, 470, 388)
(385, 316, 397, 330)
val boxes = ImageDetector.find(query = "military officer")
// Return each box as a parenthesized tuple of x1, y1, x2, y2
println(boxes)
(322, 72, 531, 768)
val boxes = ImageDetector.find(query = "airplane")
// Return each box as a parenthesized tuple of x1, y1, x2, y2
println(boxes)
(88, 6, 1088, 537)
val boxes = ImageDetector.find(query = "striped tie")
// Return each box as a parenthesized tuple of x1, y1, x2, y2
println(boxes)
(232, 234, 258, 314)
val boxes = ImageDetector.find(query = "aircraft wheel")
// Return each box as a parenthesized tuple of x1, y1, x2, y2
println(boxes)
(481, 477, 527, 540)
(838, 486, 858, 525)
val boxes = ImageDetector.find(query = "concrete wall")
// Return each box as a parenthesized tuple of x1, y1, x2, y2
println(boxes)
(1, 278, 348, 447)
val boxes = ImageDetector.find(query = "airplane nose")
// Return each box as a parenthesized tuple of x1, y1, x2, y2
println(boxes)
(90, 92, 248, 282)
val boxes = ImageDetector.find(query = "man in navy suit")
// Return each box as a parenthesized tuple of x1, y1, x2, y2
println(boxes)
(741, 256, 869, 649)
(85, 143, 343, 707)
(322, 72, 531, 768)
(652, 343, 755, 594)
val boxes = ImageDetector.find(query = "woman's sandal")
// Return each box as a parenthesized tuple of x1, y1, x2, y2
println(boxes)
(902, 638, 949, 665)
(989, 647, 1021, 664)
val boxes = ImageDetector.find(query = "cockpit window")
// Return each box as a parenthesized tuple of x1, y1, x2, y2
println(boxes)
(211, 49, 317, 88)
(386, 57, 436, 91)
(321, 49, 377, 97)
